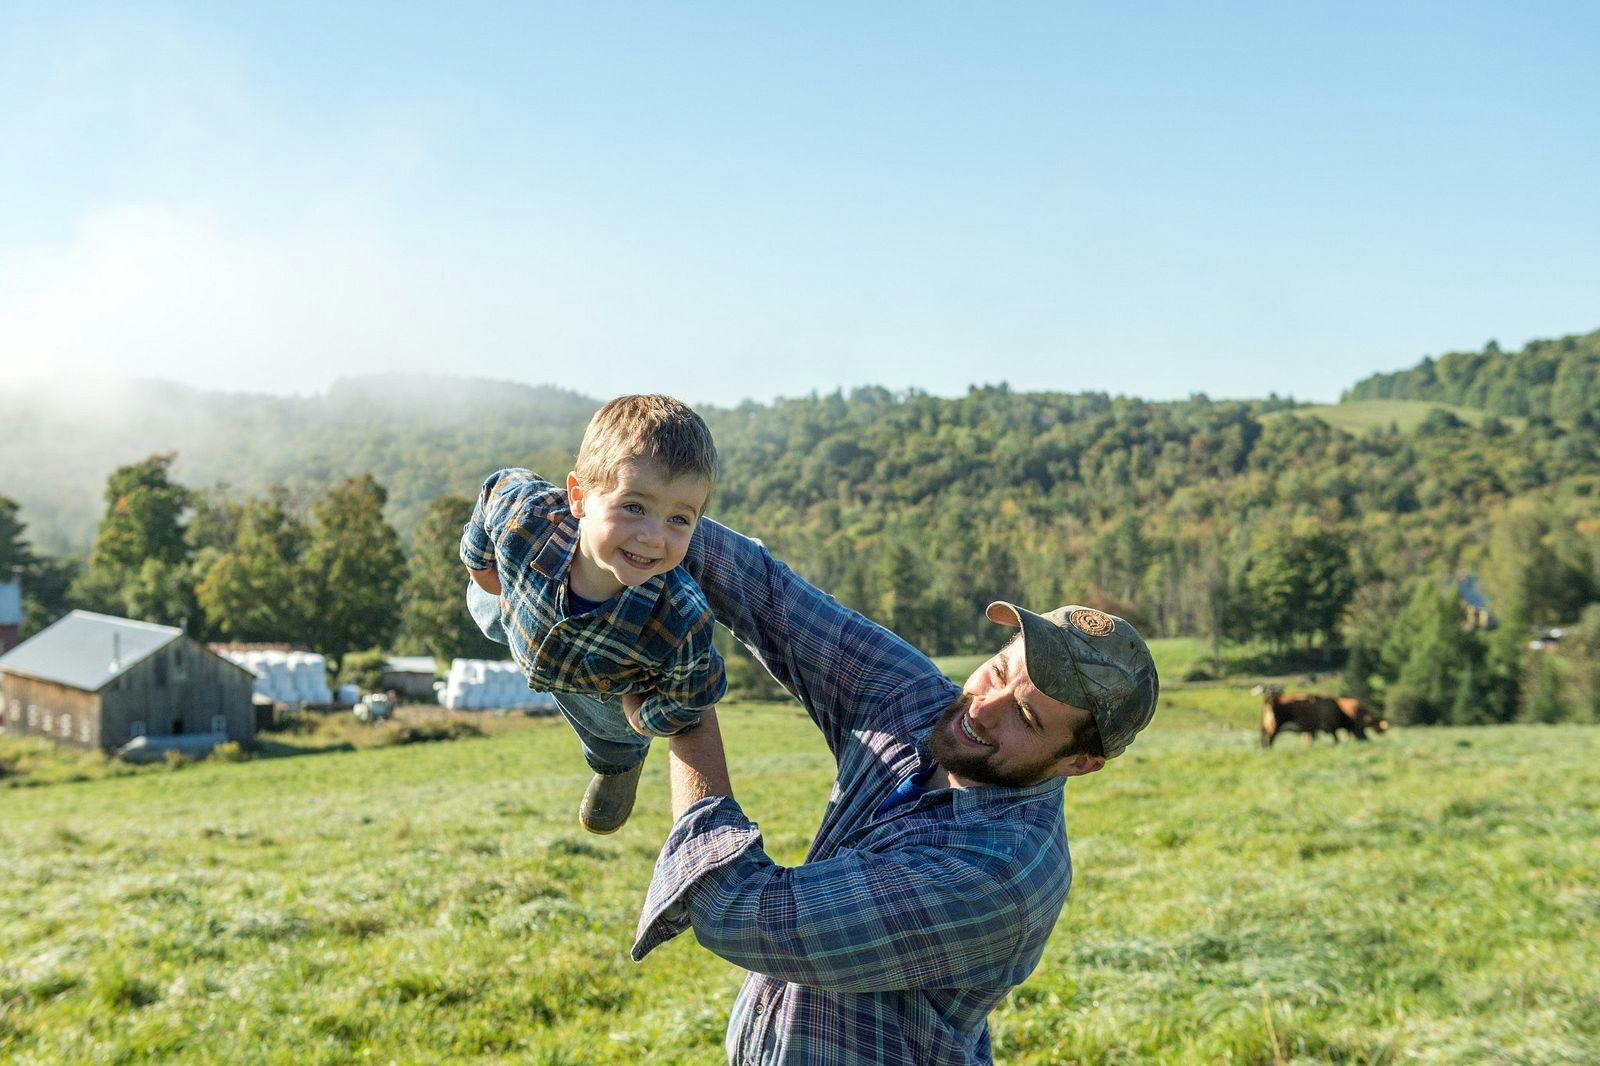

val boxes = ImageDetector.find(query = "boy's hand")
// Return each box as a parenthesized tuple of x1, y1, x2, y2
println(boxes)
(621, 694, 650, 737)
(467, 566, 502, 596)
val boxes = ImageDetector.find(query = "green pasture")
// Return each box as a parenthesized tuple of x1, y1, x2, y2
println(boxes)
(2, 691, 1597, 1064)
(1264, 399, 1524, 435)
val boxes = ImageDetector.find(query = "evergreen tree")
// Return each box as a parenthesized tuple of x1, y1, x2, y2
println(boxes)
(1384, 580, 1482, 725)
(877, 541, 930, 650)
(1521, 655, 1569, 723)
(302, 474, 407, 666)
(1342, 641, 1379, 703)
(0, 496, 33, 578)
(1557, 605, 1600, 724)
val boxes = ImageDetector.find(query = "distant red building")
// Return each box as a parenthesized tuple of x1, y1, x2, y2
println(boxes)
(0, 581, 21, 655)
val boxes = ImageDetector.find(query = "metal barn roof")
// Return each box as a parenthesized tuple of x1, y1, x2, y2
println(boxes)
(0, 610, 183, 692)
(0, 581, 21, 626)
(384, 656, 437, 674)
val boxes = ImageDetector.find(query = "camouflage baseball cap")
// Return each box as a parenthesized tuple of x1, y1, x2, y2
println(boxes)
(985, 602, 1160, 759)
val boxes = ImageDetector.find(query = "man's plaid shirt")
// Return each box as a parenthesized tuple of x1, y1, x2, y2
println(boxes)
(459, 469, 725, 736)
(632, 518, 1074, 1065)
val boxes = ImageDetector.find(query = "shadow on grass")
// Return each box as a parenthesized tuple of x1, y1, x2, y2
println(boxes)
(251, 739, 358, 760)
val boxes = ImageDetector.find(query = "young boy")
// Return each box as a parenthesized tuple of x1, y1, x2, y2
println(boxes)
(460, 395, 725, 833)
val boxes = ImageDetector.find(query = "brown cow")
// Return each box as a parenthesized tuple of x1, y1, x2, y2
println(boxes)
(1257, 687, 1387, 747)
(1335, 697, 1389, 736)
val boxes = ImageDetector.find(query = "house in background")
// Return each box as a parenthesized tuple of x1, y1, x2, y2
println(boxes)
(0, 580, 21, 654)
(381, 655, 440, 701)
(1457, 574, 1494, 629)
(0, 610, 256, 757)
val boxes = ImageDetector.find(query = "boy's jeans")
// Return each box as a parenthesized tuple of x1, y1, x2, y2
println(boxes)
(466, 581, 649, 775)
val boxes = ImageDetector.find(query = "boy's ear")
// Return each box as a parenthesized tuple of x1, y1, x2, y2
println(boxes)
(565, 471, 587, 518)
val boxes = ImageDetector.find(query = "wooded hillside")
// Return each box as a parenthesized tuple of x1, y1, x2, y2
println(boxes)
(1344, 329, 1600, 424)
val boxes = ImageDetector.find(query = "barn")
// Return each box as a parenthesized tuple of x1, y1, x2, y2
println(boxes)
(381, 656, 440, 700)
(0, 610, 256, 756)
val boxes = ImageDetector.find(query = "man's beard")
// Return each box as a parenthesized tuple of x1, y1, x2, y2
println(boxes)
(927, 692, 1057, 788)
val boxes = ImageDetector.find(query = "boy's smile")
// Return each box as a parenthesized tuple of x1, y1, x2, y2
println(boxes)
(566, 460, 711, 602)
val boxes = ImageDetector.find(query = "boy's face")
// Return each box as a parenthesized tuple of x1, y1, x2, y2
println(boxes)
(567, 460, 710, 599)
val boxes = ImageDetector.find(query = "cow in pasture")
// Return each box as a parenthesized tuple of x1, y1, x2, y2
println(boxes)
(1335, 697, 1388, 736)
(1255, 687, 1388, 747)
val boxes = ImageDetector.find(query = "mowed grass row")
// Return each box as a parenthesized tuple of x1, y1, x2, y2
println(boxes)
(2, 691, 1597, 1064)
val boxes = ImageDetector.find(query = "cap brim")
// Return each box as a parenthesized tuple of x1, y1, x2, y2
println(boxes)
(986, 600, 1097, 714)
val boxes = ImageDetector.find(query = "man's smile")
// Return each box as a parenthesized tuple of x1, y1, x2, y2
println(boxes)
(957, 715, 995, 750)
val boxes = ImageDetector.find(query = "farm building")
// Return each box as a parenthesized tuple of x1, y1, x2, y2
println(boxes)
(0, 580, 21, 654)
(0, 610, 256, 756)
(381, 656, 439, 700)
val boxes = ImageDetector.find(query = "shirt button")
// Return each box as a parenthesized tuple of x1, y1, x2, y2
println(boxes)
(597, 678, 611, 691)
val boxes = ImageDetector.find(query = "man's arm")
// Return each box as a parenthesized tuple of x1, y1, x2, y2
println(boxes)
(680, 518, 940, 752)
(634, 796, 1046, 992)
(666, 707, 733, 819)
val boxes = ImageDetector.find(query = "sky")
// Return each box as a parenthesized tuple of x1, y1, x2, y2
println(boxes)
(2, 2, 1597, 408)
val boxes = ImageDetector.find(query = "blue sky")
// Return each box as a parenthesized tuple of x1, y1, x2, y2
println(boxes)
(2, 2, 1597, 406)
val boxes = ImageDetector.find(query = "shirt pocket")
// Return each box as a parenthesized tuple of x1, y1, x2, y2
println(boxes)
(566, 656, 649, 696)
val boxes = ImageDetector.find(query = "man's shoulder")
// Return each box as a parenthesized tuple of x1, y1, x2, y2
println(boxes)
(655, 565, 714, 628)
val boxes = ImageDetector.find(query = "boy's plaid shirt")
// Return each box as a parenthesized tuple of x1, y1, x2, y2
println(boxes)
(631, 517, 1074, 1066)
(459, 469, 725, 735)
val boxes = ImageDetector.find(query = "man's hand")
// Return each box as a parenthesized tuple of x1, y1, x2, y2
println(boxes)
(467, 565, 502, 596)
(667, 707, 733, 820)
(621, 694, 650, 737)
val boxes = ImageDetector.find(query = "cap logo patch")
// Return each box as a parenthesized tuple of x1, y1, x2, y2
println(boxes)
(1069, 608, 1115, 637)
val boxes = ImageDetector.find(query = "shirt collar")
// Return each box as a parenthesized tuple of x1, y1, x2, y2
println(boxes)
(530, 509, 667, 621)
(908, 725, 1067, 823)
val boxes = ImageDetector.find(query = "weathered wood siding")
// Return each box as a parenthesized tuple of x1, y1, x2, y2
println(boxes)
(0, 674, 103, 749)
(2, 637, 255, 752)
(99, 640, 255, 747)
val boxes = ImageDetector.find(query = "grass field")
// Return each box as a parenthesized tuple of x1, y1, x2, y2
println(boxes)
(3, 689, 1597, 1064)
(1262, 400, 1525, 435)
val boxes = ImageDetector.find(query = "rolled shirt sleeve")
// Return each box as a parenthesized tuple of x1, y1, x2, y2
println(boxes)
(633, 799, 1043, 994)
(633, 624, 727, 737)
(460, 468, 544, 573)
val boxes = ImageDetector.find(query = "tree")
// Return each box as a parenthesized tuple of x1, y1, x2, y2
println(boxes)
(1246, 526, 1355, 654)
(196, 490, 310, 642)
(1521, 655, 1569, 723)
(398, 494, 502, 661)
(124, 558, 198, 629)
(1381, 580, 1483, 725)
(1556, 604, 1600, 724)
(876, 541, 931, 650)
(1481, 501, 1587, 629)
(0, 496, 33, 578)
(302, 474, 406, 666)
(72, 453, 193, 622)
(18, 555, 78, 639)
(90, 453, 191, 572)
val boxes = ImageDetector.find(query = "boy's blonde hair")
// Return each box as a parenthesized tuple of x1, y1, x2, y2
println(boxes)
(573, 395, 718, 499)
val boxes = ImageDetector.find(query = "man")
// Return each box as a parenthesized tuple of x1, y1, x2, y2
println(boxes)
(630, 517, 1159, 1065)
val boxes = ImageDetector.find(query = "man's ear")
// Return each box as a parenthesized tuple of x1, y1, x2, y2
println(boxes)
(1058, 754, 1105, 779)
(566, 472, 586, 518)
